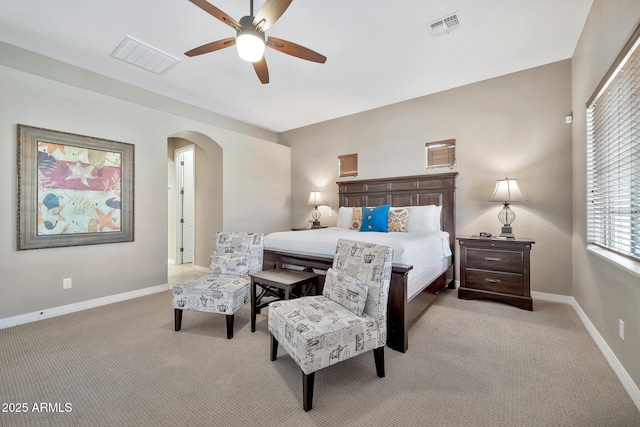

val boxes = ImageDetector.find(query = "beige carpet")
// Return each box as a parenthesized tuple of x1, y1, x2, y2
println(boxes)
(1, 288, 639, 427)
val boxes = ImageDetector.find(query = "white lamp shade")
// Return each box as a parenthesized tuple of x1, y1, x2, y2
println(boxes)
(490, 178, 526, 203)
(236, 31, 265, 62)
(307, 191, 323, 206)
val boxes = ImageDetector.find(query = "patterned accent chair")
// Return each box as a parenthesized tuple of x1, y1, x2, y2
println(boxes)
(268, 239, 393, 411)
(172, 232, 264, 339)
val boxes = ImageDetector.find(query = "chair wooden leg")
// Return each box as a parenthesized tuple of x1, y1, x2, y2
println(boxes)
(302, 371, 315, 412)
(374, 346, 385, 378)
(174, 309, 183, 331)
(225, 314, 234, 339)
(270, 333, 278, 361)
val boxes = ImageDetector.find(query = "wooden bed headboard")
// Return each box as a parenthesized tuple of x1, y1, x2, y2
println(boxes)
(337, 172, 458, 251)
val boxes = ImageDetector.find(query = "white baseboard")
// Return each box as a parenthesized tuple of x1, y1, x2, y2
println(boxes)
(533, 291, 640, 411)
(531, 290, 574, 304)
(0, 284, 168, 330)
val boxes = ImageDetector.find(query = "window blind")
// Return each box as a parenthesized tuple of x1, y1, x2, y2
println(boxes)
(587, 25, 640, 261)
(338, 153, 358, 177)
(425, 139, 456, 169)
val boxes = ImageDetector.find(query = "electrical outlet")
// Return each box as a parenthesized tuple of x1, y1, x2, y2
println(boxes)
(63, 278, 72, 290)
(619, 319, 624, 340)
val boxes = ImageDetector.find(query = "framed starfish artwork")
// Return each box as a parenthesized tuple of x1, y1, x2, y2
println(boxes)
(17, 124, 134, 250)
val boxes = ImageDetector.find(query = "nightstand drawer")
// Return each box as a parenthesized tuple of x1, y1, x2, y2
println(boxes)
(465, 248, 523, 273)
(464, 269, 524, 295)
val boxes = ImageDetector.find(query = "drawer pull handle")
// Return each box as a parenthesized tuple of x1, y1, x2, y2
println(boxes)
(485, 257, 502, 262)
(485, 278, 501, 284)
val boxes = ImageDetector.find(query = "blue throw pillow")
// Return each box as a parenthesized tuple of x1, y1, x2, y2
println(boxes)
(359, 204, 391, 232)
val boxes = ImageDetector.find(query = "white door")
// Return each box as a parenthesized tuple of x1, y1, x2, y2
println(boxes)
(176, 146, 195, 264)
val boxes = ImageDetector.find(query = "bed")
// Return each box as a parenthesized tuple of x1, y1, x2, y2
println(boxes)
(263, 172, 457, 353)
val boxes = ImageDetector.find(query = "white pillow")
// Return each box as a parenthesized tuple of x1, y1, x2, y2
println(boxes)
(337, 206, 353, 228)
(433, 205, 442, 231)
(433, 205, 443, 230)
(393, 205, 442, 232)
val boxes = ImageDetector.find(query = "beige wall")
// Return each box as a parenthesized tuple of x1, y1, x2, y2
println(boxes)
(0, 63, 290, 320)
(572, 0, 640, 392)
(281, 60, 573, 296)
(193, 143, 223, 268)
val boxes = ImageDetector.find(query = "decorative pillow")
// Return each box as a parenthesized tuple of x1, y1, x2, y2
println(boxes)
(388, 208, 411, 232)
(350, 207, 362, 230)
(337, 207, 353, 228)
(209, 254, 250, 275)
(360, 204, 390, 232)
(322, 268, 368, 316)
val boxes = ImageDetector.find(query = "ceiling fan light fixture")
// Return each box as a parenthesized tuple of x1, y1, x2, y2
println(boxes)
(185, 0, 326, 83)
(236, 29, 265, 62)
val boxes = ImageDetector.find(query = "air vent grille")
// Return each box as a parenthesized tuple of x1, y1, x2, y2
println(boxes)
(428, 12, 462, 37)
(111, 35, 179, 75)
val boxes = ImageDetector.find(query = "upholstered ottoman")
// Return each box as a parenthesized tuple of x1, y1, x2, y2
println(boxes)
(173, 274, 249, 315)
(172, 231, 264, 338)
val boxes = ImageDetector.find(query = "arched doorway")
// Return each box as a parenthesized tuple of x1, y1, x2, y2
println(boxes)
(167, 131, 223, 277)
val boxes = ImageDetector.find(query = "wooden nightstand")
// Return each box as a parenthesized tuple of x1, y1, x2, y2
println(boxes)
(457, 236, 534, 310)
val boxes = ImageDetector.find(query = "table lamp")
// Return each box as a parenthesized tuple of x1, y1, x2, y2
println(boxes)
(490, 178, 526, 238)
(307, 191, 323, 228)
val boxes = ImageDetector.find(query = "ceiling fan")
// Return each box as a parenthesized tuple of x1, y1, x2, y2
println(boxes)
(185, 0, 327, 84)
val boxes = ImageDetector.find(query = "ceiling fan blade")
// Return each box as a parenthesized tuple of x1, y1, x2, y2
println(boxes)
(185, 37, 236, 57)
(253, 0, 292, 32)
(267, 37, 327, 63)
(253, 57, 270, 84)
(189, 0, 240, 29)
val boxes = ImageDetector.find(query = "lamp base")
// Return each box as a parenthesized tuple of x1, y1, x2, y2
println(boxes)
(499, 225, 516, 239)
(311, 220, 321, 229)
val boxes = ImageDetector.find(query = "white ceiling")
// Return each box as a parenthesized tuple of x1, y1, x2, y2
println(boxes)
(0, 0, 593, 133)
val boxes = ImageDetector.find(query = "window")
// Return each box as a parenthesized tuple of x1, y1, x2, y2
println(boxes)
(586, 23, 640, 261)
(425, 139, 456, 169)
(338, 153, 358, 177)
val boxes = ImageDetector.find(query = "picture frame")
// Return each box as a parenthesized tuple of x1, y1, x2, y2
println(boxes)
(17, 124, 134, 250)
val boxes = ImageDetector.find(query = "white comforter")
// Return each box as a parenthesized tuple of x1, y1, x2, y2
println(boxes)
(264, 227, 451, 273)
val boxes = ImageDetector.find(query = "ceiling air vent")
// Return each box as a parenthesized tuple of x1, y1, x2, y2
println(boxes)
(427, 12, 462, 37)
(111, 35, 179, 75)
